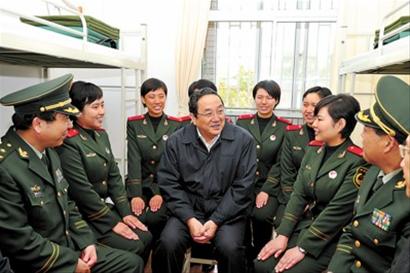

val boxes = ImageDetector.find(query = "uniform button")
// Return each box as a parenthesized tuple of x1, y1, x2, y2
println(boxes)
(65, 230, 70, 236)
(150, 160, 155, 165)
(40, 201, 44, 206)
(57, 192, 62, 197)
(6, 143, 11, 147)
(0, 148, 5, 153)
(63, 210, 67, 216)
(373, 238, 379, 245)
(256, 171, 260, 176)
(152, 145, 157, 149)
(309, 181, 314, 187)
(103, 162, 107, 167)
(355, 260, 361, 268)
(256, 145, 260, 149)
(256, 158, 259, 162)
(149, 174, 154, 178)
(64, 188, 67, 192)
(354, 240, 361, 248)
(353, 220, 359, 227)
(102, 181, 107, 185)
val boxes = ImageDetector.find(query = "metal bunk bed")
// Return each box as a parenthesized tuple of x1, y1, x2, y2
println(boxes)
(0, 0, 147, 175)
(338, 1, 410, 94)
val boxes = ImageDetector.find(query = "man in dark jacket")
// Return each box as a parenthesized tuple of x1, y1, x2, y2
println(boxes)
(152, 88, 257, 273)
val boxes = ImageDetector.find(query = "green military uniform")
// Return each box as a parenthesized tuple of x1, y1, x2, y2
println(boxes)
(126, 113, 182, 237)
(275, 124, 312, 225)
(57, 123, 152, 259)
(254, 139, 369, 273)
(327, 76, 410, 273)
(236, 113, 290, 253)
(0, 74, 142, 273)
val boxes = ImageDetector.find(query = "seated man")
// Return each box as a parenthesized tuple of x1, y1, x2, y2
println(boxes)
(0, 74, 143, 273)
(327, 76, 410, 273)
(152, 88, 256, 273)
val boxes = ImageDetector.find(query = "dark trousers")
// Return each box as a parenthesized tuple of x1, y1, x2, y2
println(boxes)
(152, 216, 247, 273)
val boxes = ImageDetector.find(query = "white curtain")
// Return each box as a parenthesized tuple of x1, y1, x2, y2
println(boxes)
(175, 0, 211, 115)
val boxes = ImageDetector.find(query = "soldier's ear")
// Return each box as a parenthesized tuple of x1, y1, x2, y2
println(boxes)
(32, 116, 44, 133)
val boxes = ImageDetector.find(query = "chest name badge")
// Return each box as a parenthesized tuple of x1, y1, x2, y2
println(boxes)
(137, 135, 147, 139)
(56, 168, 64, 183)
(293, 146, 302, 151)
(328, 170, 337, 179)
(371, 208, 391, 231)
(162, 135, 168, 141)
(270, 135, 276, 141)
(86, 152, 96, 158)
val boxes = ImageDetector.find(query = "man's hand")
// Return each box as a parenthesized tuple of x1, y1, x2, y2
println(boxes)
(274, 246, 305, 272)
(131, 197, 145, 216)
(149, 195, 163, 212)
(186, 218, 207, 243)
(75, 258, 90, 273)
(80, 244, 97, 268)
(257, 234, 289, 261)
(112, 222, 139, 240)
(203, 220, 218, 242)
(123, 215, 148, 231)
(255, 191, 269, 208)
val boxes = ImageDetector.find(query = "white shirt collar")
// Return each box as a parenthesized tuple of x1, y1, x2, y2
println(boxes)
(196, 128, 220, 152)
(378, 169, 402, 184)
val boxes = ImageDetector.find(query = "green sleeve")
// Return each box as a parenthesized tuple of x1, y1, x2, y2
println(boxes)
(297, 164, 364, 258)
(104, 135, 132, 218)
(327, 225, 355, 273)
(279, 133, 298, 203)
(276, 162, 309, 237)
(58, 142, 120, 234)
(0, 166, 79, 273)
(261, 144, 282, 196)
(126, 121, 143, 198)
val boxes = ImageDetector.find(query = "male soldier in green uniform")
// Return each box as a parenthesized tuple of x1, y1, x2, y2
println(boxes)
(0, 74, 143, 273)
(327, 76, 410, 273)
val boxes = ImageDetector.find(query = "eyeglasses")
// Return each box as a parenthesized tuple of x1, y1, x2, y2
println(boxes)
(197, 108, 225, 119)
(399, 144, 410, 158)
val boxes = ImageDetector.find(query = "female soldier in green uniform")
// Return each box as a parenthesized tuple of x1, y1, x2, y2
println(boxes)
(255, 94, 369, 273)
(57, 81, 152, 262)
(277, 87, 331, 225)
(236, 80, 291, 255)
(126, 78, 182, 240)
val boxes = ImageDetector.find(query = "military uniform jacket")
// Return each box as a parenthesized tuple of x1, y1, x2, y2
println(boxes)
(126, 113, 182, 198)
(0, 128, 95, 273)
(328, 166, 410, 273)
(57, 124, 131, 236)
(279, 124, 310, 204)
(157, 123, 257, 225)
(236, 113, 290, 195)
(276, 139, 368, 258)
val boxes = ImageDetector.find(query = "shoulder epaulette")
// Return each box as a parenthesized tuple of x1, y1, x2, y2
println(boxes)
(308, 140, 324, 146)
(0, 141, 13, 162)
(277, 117, 292, 125)
(167, 115, 181, 122)
(225, 116, 233, 124)
(286, 124, 302, 131)
(179, 115, 192, 122)
(127, 114, 145, 121)
(237, 113, 255, 120)
(66, 128, 79, 138)
(347, 145, 363, 157)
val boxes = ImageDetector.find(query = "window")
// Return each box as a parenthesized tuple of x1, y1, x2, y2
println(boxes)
(201, 0, 338, 111)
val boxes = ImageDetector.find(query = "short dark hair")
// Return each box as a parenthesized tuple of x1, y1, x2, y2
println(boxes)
(314, 94, 360, 139)
(188, 79, 217, 97)
(189, 88, 224, 117)
(12, 111, 56, 130)
(252, 80, 281, 104)
(302, 86, 332, 99)
(140, 78, 168, 97)
(69, 81, 103, 112)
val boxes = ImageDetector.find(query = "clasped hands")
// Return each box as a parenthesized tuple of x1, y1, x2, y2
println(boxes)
(187, 218, 218, 244)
